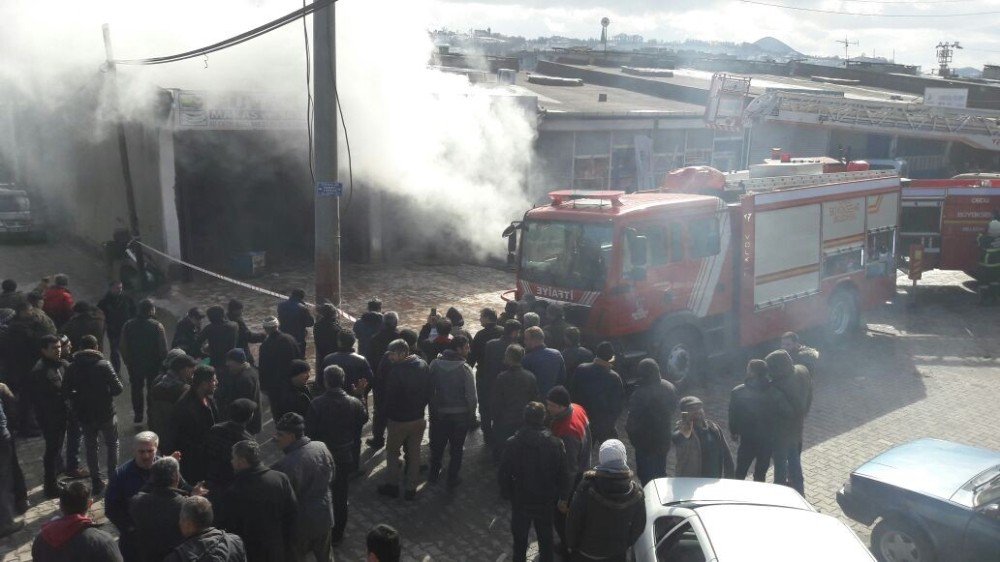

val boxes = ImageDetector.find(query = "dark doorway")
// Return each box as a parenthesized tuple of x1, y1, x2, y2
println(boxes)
(173, 130, 313, 271)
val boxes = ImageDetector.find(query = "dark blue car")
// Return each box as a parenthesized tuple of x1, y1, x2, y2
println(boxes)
(837, 438, 1000, 562)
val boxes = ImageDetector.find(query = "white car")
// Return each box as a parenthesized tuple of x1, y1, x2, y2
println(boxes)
(634, 478, 875, 562)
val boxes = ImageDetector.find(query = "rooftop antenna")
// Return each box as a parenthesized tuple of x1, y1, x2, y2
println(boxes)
(835, 37, 859, 67)
(936, 41, 962, 77)
(600, 17, 610, 54)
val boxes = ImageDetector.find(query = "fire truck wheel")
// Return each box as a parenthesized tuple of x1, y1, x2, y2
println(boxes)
(655, 327, 704, 386)
(825, 290, 860, 343)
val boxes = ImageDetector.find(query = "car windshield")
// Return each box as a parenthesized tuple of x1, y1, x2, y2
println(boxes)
(520, 220, 613, 291)
(0, 195, 28, 213)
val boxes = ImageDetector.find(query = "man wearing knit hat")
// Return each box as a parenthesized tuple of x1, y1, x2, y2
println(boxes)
(258, 316, 302, 407)
(272, 412, 335, 561)
(498, 402, 568, 562)
(218, 349, 262, 434)
(545, 385, 591, 556)
(672, 396, 734, 479)
(566, 439, 646, 562)
(274, 359, 314, 420)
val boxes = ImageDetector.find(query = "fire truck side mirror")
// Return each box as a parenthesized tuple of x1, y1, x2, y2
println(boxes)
(625, 229, 648, 266)
(503, 221, 522, 266)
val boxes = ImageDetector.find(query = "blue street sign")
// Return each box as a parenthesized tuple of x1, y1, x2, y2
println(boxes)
(316, 181, 343, 197)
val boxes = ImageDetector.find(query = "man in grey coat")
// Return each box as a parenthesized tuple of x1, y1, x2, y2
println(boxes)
(765, 349, 813, 495)
(271, 413, 334, 562)
(427, 336, 477, 489)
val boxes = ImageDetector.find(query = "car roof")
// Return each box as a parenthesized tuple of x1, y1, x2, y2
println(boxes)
(853, 438, 1000, 503)
(651, 478, 813, 510)
(695, 505, 875, 561)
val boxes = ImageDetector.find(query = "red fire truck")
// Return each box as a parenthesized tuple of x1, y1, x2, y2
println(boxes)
(900, 177, 1000, 278)
(503, 168, 900, 380)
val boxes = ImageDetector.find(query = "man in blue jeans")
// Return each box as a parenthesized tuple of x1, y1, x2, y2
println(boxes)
(765, 349, 813, 495)
(64, 335, 124, 496)
(427, 336, 477, 489)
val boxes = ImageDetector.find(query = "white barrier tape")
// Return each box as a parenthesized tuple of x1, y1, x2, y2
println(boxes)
(134, 241, 357, 323)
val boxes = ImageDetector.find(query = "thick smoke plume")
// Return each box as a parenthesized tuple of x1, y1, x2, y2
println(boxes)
(0, 0, 535, 260)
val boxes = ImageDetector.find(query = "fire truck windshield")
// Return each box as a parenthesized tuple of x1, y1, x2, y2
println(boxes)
(520, 220, 613, 291)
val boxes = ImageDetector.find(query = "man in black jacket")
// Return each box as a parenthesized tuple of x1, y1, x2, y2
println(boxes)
(378, 339, 430, 500)
(729, 359, 786, 482)
(312, 303, 342, 369)
(499, 402, 568, 562)
(570, 342, 624, 445)
(470, 307, 503, 369)
(560, 327, 593, 391)
(148, 354, 196, 449)
(490, 344, 538, 461)
(219, 349, 262, 434)
(366, 311, 399, 373)
(168, 366, 218, 483)
(120, 299, 167, 424)
(625, 358, 677, 485)
(478, 320, 521, 444)
(130, 456, 187, 562)
(352, 297, 383, 361)
(275, 360, 313, 420)
(320, 330, 372, 397)
(305, 365, 368, 545)
(96, 281, 135, 374)
(566, 439, 646, 562)
(277, 289, 314, 355)
(196, 306, 239, 370)
(204, 399, 256, 492)
(166, 496, 246, 562)
(217, 440, 298, 562)
(228, 300, 264, 366)
(64, 335, 124, 495)
(29, 334, 70, 497)
(258, 317, 302, 406)
(170, 307, 203, 359)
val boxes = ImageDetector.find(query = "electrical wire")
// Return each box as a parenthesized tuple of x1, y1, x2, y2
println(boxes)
(113, 0, 336, 65)
(303, 0, 315, 186)
(336, 88, 355, 213)
(839, 0, 979, 3)
(736, 0, 1000, 17)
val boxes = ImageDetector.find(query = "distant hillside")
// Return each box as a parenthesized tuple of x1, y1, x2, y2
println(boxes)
(754, 36, 803, 57)
(954, 66, 982, 79)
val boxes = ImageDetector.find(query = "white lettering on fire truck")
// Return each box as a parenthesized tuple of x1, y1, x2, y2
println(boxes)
(535, 285, 573, 301)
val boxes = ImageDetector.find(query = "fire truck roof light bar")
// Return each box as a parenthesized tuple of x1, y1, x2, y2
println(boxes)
(548, 190, 626, 207)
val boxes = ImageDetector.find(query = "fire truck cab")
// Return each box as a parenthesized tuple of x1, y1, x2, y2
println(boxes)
(506, 168, 901, 381)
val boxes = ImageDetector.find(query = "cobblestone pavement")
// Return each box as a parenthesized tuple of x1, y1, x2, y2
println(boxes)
(2, 240, 1000, 561)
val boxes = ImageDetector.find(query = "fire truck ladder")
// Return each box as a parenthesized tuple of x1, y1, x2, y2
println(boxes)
(724, 169, 897, 194)
(743, 91, 1000, 151)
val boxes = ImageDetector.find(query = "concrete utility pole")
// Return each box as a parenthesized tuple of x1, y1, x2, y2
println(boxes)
(102, 24, 145, 286)
(313, 1, 341, 305)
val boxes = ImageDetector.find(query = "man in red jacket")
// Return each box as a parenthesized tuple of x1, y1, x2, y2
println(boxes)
(545, 385, 592, 557)
(42, 274, 75, 328)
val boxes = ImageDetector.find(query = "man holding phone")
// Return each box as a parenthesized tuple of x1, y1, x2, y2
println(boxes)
(672, 396, 734, 479)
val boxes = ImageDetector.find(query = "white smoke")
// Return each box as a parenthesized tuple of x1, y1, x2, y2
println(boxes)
(0, 0, 535, 259)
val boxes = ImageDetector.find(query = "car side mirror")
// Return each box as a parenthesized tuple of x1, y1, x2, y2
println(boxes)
(982, 503, 1000, 519)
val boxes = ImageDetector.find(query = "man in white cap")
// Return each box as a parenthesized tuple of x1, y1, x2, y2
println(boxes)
(258, 316, 302, 407)
(565, 439, 646, 562)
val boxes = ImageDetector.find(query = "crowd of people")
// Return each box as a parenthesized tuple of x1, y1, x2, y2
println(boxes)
(0, 274, 820, 562)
